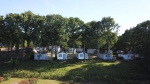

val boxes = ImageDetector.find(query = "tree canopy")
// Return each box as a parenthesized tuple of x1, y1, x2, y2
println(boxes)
(0, 11, 120, 53)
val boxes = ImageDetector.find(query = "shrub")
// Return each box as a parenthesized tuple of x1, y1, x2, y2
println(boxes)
(29, 78, 38, 84)
(19, 80, 30, 84)
(7, 59, 19, 67)
(18, 78, 38, 84)
(24, 47, 35, 60)
(0, 76, 4, 82)
(3, 73, 11, 80)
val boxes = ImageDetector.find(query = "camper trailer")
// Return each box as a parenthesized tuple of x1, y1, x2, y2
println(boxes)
(34, 53, 46, 60)
(34, 47, 51, 60)
(49, 46, 61, 52)
(124, 54, 132, 60)
(57, 52, 67, 60)
(87, 49, 96, 54)
(68, 48, 76, 53)
(76, 48, 83, 53)
(98, 53, 113, 60)
(76, 52, 88, 59)
(118, 54, 133, 60)
(118, 51, 133, 60)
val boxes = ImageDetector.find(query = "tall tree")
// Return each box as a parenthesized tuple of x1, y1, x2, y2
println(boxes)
(20, 11, 35, 48)
(67, 17, 84, 55)
(101, 17, 120, 53)
(0, 16, 4, 43)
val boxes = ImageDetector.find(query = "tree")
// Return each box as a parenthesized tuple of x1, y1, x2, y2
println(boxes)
(101, 17, 120, 53)
(20, 11, 35, 48)
(114, 20, 150, 74)
(31, 15, 46, 47)
(67, 17, 84, 55)
(4, 13, 22, 59)
(0, 16, 4, 43)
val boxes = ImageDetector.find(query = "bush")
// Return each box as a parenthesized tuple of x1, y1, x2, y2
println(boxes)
(7, 59, 19, 67)
(18, 78, 38, 84)
(0, 76, 4, 82)
(24, 52, 34, 60)
(3, 73, 11, 80)
(24, 47, 35, 60)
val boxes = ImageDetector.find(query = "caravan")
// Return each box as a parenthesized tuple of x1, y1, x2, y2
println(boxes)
(57, 52, 67, 60)
(98, 53, 113, 60)
(118, 51, 133, 60)
(76, 52, 88, 59)
(87, 49, 96, 54)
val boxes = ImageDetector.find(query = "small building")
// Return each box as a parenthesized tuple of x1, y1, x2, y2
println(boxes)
(68, 48, 76, 53)
(134, 54, 140, 58)
(0, 48, 25, 59)
(76, 52, 88, 59)
(118, 51, 133, 60)
(123, 54, 132, 60)
(57, 52, 67, 60)
(118, 54, 133, 60)
(87, 49, 96, 54)
(49, 46, 61, 52)
(34, 53, 46, 60)
(98, 53, 113, 60)
(117, 50, 124, 54)
(76, 48, 83, 53)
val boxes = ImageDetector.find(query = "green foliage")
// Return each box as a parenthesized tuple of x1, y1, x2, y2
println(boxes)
(114, 20, 150, 74)
(3, 73, 11, 81)
(7, 59, 19, 67)
(24, 47, 35, 60)
(24, 52, 34, 60)
(24, 40, 27, 47)
(29, 41, 34, 47)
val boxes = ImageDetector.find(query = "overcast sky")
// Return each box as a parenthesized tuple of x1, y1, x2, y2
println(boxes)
(1, 0, 150, 35)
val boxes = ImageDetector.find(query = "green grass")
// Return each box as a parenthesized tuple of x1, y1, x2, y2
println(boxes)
(0, 58, 149, 84)
(0, 78, 65, 84)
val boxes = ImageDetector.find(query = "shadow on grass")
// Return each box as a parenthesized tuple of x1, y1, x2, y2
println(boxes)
(0, 57, 149, 84)
(59, 60, 150, 84)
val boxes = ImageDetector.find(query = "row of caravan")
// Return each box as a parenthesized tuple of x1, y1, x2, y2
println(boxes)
(34, 47, 135, 61)
(34, 52, 136, 61)
(34, 52, 115, 61)
(34, 52, 88, 60)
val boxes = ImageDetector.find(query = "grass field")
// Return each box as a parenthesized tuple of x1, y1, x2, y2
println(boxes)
(0, 78, 66, 84)
(0, 57, 149, 84)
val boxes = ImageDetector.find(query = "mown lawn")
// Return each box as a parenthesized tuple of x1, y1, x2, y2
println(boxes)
(0, 78, 65, 84)
(0, 58, 149, 84)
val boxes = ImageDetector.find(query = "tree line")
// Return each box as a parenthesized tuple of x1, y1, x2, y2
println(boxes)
(115, 20, 150, 74)
(0, 11, 119, 52)
(0, 10, 149, 73)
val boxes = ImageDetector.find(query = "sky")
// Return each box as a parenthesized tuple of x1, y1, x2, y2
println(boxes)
(0, 0, 150, 35)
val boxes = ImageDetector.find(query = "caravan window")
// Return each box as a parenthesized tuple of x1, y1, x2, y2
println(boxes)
(59, 54, 62, 57)
(80, 54, 83, 57)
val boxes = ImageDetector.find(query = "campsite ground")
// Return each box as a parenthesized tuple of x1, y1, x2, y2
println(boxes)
(0, 54, 149, 84)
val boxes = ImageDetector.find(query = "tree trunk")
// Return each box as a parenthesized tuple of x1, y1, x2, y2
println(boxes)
(83, 44, 86, 61)
(55, 45, 58, 60)
(7, 41, 10, 59)
(10, 41, 13, 60)
(16, 42, 19, 60)
(51, 43, 53, 61)
(73, 43, 75, 56)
